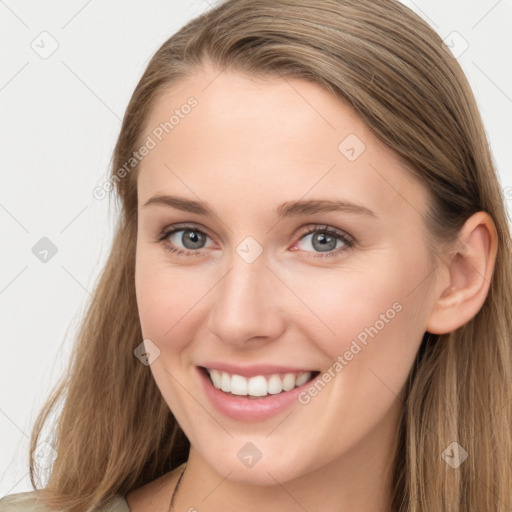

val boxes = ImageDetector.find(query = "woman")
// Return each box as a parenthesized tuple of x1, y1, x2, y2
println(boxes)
(2, 0, 511, 510)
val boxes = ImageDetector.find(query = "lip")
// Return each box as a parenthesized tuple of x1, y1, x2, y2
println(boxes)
(197, 366, 319, 422)
(200, 361, 317, 378)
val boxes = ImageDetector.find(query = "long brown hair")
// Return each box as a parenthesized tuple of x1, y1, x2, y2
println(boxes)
(29, 1, 512, 510)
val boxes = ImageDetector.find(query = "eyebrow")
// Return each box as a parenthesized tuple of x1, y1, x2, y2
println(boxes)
(143, 195, 377, 218)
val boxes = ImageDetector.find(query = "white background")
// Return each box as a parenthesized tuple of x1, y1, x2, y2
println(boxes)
(1, 0, 511, 496)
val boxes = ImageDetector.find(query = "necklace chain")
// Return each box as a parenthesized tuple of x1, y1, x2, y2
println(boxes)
(167, 463, 187, 512)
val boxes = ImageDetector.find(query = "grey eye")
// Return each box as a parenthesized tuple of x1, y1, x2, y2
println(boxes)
(170, 229, 208, 250)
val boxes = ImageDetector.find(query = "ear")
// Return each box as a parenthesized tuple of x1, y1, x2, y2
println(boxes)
(426, 211, 498, 334)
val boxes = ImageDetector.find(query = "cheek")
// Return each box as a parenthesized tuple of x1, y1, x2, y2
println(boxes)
(288, 260, 429, 452)
(289, 252, 430, 380)
(134, 250, 213, 347)
(135, 255, 170, 339)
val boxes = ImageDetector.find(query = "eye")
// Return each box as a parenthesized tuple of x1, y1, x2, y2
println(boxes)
(156, 225, 213, 256)
(154, 223, 355, 259)
(292, 225, 355, 258)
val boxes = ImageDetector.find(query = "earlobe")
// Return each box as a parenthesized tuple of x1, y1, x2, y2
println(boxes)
(426, 211, 498, 335)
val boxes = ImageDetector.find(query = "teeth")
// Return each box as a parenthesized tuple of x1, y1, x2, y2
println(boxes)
(247, 375, 267, 396)
(295, 372, 310, 387)
(267, 375, 282, 395)
(207, 368, 314, 397)
(231, 374, 247, 396)
(220, 372, 230, 392)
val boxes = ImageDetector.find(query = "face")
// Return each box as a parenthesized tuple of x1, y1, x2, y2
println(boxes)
(135, 65, 437, 485)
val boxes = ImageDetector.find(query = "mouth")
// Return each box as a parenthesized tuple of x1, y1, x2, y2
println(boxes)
(199, 366, 321, 399)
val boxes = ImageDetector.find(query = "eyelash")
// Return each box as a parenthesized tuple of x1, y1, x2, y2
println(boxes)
(154, 224, 355, 259)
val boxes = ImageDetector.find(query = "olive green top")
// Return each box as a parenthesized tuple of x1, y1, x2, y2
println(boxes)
(0, 491, 130, 511)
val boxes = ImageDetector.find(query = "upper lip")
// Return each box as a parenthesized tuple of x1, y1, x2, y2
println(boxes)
(200, 362, 318, 378)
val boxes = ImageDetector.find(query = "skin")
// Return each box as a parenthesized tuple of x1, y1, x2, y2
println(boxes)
(127, 63, 497, 511)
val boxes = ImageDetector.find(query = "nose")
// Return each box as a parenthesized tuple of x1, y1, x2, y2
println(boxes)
(206, 249, 286, 348)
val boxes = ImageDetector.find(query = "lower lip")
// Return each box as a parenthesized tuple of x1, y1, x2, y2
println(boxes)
(197, 366, 317, 422)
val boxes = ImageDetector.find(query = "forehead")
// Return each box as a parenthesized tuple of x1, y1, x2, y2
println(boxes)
(137, 67, 428, 220)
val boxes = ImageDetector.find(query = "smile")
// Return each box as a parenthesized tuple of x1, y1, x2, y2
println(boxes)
(198, 366, 321, 421)
(205, 367, 319, 397)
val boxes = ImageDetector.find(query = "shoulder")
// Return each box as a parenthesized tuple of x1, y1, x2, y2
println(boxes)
(0, 490, 130, 512)
(0, 491, 50, 512)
